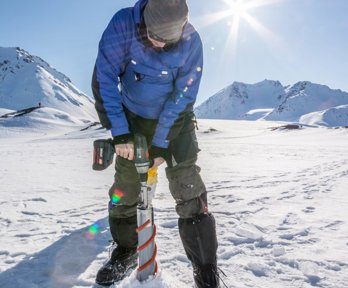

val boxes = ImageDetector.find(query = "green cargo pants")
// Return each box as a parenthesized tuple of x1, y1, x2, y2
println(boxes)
(108, 112, 209, 248)
(107, 112, 218, 268)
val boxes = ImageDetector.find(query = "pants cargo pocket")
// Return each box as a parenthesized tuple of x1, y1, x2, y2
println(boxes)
(109, 156, 140, 218)
(166, 159, 207, 218)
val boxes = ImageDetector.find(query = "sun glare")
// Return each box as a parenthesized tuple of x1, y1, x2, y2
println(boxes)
(194, 0, 283, 42)
(204, 0, 283, 59)
(191, 0, 284, 66)
(226, 0, 249, 18)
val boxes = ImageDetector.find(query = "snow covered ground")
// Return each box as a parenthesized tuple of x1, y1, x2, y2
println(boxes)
(0, 120, 347, 288)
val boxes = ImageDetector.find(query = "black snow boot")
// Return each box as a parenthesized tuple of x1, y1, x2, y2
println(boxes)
(95, 244, 137, 286)
(193, 263, 220, 288)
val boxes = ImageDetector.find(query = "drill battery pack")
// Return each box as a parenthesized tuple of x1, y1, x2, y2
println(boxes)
(93, 139, 115, 171)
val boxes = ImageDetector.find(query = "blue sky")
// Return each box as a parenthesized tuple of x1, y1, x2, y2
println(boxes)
(1, 0, 347, 105)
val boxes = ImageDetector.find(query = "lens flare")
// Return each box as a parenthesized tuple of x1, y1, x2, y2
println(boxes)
(112, 189, 124, 204)
(86, 222, 99, 240)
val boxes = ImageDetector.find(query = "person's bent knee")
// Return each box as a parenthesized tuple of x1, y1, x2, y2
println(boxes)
(108, 201, 137, 219)
(175, 192, 208, 219)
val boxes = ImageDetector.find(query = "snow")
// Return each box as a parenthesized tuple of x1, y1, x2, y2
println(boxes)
(195, 80, 285, 120)
(266, 82, 348, 123)
(0, 47, 97, 123)
(195, 80, 348, 127)
(300, 105, 348, 127)
(1, 46, 347, 287)
(0, 107, 94, 132)
(1, 120, 348, 288)
(0, 108, 14, 116)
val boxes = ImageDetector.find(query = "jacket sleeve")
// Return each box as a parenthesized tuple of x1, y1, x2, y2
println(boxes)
(151, 32, 203, 148)
(92, 10, 130, 137)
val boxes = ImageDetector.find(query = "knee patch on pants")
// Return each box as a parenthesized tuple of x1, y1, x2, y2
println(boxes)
(175, 193, 208, 218)
(166, 159, 207, 218)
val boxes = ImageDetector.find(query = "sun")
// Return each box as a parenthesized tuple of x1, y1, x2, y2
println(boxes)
(225, 0, 250, 18)
(223, 0, 285, 36)
(192, 0, 284, 63)
(194, 0, 282, 41)
(198, 0, 284, 58)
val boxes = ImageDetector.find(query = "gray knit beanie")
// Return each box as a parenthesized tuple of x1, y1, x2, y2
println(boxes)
(144, 0, 188, 43)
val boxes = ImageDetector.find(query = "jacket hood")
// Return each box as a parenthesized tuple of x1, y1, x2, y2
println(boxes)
(133, 0, 148, 25)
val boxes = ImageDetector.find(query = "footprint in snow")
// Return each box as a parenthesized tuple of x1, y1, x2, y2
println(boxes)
(302, 206, 316, 213)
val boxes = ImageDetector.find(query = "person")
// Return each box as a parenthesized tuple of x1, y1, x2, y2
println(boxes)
(92, 0, 219, 287)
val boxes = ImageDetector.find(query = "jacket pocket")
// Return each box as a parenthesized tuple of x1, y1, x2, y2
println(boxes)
(128, 59, 173, 85)
(121, 59, 175, 107)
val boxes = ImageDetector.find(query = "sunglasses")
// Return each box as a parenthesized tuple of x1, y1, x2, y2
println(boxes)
(147, 29, 178, 45)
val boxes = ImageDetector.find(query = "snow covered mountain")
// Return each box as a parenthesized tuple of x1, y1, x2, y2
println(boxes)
(195, 80, 285, 120)
(0, 47, 97, 128)
(266, 81, 348, 123)
(195, 80, 348, 127)
(299, 105, 348, 127)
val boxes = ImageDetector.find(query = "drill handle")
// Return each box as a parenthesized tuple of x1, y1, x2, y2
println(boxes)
(134, 134, 150, 180)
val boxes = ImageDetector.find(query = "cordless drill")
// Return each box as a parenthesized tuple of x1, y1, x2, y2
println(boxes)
(92, 139, 115, 171)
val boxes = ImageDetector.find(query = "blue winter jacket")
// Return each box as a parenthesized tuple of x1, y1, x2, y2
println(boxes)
(93, 0, 203, 148)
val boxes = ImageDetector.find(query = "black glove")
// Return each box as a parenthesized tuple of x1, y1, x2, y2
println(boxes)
(148, 145, 170, 163)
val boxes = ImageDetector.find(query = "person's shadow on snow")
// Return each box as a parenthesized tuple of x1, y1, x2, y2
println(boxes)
(0, 217, 110, 288)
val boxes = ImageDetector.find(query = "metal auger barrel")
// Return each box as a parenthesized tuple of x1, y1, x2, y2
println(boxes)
(134, 134, 158, 282)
